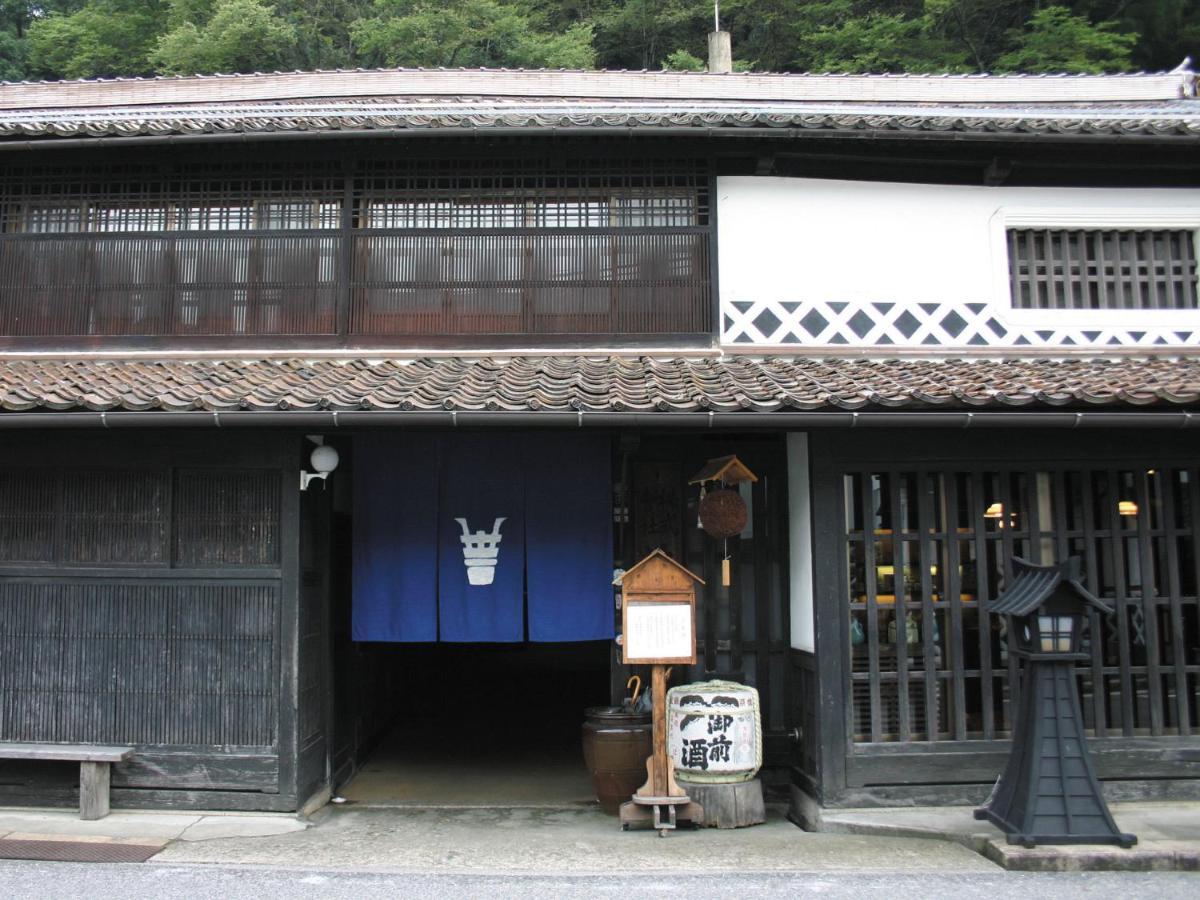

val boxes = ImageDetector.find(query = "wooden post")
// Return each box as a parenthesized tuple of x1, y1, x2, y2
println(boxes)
(622, 662, 701, 834)
(635, 664, 682, 802)
(650, 665, 668, 795)
(79, 761, 110, 821)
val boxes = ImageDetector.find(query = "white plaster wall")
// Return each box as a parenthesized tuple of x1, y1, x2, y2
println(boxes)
(717, 176, 1200, 348)
(718, 176, 1200, 306)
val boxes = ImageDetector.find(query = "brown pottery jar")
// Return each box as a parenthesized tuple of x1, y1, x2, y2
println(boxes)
(581, 706, 652, 815)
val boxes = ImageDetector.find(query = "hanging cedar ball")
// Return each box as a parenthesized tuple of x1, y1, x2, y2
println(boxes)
(698, 488, 748, 539)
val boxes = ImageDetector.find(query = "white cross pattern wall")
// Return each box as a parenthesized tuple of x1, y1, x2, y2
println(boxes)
(722, 299, 1200, 350)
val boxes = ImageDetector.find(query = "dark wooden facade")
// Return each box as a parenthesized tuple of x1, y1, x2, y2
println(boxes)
(798, 428, 1200, 808)
(2, 130, 1199, 814)
(0, 432, 305, 810)
(0, 426, 798, 811)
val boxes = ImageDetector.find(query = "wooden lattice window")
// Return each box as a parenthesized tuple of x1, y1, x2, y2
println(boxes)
(843, 466, 1200, 744)
(1008, 228, 1199, 310)
(0, 469, 168, 565)
(173, 469, 281, 567)
(0, 152, 713, 342)
(0, 581, 278, 746)
(0, 158, 344, 338)
(0, 467, 279, 569)
(349, 157, 711, 336)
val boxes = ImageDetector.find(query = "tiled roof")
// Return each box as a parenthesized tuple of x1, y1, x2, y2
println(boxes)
(0, 68, 1195, 142)
(2, 97, 1198, 141)
(1, 356, 1199, 414)
(3, 68, 1193, 106)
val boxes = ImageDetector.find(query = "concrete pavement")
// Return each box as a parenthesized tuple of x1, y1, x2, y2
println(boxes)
(0, 804, 995, 873)
(809, 800, 1200, 871)
(0, 799, 1197, 873)
(0, 807, 306, 856)
(155, 805, 998, 873)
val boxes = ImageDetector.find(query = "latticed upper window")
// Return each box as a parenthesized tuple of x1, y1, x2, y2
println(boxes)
(0, 153, 711, 340)
(1008, 228, 1199, 310)
(16, 199, 340, 233)
(359, 191, 699, 229)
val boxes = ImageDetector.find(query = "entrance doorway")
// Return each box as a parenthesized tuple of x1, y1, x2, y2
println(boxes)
(306, 429, 795, 812)
(336, 641, 610, 807)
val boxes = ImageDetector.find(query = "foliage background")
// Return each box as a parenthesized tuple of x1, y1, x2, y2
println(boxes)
(0, 1, 1195, 80)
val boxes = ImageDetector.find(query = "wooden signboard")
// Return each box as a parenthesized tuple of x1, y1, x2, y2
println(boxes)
(620, 549, 701, 666)
(618, 549, 704, 834)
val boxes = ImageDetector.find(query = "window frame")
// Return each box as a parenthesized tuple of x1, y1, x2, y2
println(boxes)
(990, 206, 1200, 327)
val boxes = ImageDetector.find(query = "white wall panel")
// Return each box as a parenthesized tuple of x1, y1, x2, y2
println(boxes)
(718, 176, 1200, 350)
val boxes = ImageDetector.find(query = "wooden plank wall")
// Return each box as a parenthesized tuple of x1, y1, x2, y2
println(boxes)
(0, 432, 297, 811)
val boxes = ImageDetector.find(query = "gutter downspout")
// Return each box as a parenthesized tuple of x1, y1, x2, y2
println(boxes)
(0, 409, 1195, 429)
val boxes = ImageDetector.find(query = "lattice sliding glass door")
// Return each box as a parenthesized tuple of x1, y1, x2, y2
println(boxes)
(843, 465, 1200, 744)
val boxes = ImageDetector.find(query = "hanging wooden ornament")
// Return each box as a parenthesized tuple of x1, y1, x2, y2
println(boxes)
(689, 455, 758, 588)
(698, 488, 748, 539)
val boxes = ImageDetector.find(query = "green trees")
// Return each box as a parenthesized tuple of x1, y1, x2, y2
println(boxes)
(995, 7, 1136, 73)
(27, 1, 168, 79)
(350, 0, 595, 69)
(721, 1, 1144, 74)
(0, 0, 1190, 81)
(152, 0, 300, 75)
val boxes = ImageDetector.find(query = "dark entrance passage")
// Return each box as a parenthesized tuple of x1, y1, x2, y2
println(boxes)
(305, 429, 795, 812)
(337, 641, 610, 807)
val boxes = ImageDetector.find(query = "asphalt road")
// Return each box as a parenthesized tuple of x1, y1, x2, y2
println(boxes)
(0, 862, 1197, 899)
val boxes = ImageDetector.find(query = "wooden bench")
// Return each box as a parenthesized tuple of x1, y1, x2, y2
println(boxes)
(0, 744, 133, 820)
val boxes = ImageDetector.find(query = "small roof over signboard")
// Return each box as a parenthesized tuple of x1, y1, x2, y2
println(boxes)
(688, 454, 758, 485)
(623, 548, 705, 589)
(988, 557, 1113, 617)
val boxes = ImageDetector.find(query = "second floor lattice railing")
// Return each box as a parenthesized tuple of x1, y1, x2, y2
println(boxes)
(0, 152, 713, 344)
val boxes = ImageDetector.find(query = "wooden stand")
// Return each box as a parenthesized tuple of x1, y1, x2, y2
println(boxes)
(619, 665, 703, 836)
(678, 779, 766, 829)
(617, 550, 705, 836)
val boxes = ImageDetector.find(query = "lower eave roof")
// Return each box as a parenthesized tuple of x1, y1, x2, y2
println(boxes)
(1, 356, 1198, 415)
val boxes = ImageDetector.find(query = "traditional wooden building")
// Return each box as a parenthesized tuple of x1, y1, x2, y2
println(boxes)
(0, 65, 1198, 819)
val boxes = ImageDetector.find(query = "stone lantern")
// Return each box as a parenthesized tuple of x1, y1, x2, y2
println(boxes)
(974, 557, 1136, 848)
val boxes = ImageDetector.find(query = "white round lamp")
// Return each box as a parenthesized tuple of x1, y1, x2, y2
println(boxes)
(301, 443, 340, 490)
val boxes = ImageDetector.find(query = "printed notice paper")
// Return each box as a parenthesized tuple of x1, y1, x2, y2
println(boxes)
(625, 602, 692, 661)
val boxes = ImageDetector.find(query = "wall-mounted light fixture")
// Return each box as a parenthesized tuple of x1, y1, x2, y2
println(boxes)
(300, 437, 340, 491)
(1118, 500, 1139, 517)
(983, 502, 1004, 519)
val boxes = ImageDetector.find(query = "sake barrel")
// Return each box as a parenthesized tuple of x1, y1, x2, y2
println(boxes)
(667, 680, 762, 784)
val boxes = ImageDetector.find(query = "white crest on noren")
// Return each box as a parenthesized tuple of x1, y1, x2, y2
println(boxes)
(456, 517, 506, 586)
